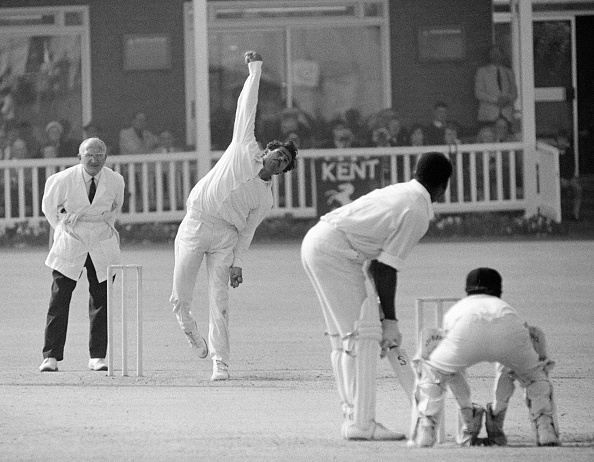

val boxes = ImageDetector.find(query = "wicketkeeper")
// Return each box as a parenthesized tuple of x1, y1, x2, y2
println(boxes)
(301, 152, 452, 440)
(409, 267, 560, 447)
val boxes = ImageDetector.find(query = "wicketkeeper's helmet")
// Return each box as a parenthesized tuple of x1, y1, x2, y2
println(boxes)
(465, 267, 502, 297)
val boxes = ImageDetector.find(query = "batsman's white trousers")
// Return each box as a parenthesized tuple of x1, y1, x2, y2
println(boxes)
(170, 212, 238, 364)
(301, 220, 372, 338)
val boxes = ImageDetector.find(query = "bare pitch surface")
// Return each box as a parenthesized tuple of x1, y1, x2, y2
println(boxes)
(1, 240, 593, 461)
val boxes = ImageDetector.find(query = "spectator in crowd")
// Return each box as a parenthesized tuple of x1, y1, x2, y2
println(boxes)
(555, 129, 582, 221)
(493, 116, 520, 142)
(39, 120, 77, 158)
(1, 121, 26, 160)
(386, 113, 409, 147)
(424, 101, 450, 145)
(18, 121, 42, 159)
(58, 118, 81, 157)
(279, 108, 312, 149)
(83, 121, 115, 156)
(1, 86, 16, 128)
(155, 130, 180, 153)
(321, 119, 359, 149)
(83, 121, 100, 140)
(371, 126, 392, 148)
(444, 123, 461, 146)
(409, 124, 426, 147)
(344, 108, 370, 147)
(119, 111, 159, 155)
(475, 124, 497, 144)
(475, 44, 518, 127)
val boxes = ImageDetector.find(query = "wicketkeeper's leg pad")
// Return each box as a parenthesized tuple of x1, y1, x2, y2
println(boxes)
(514, 364, 560, 446)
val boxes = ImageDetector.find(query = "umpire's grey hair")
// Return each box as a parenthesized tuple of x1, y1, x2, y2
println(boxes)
(79, 137, 107, 155)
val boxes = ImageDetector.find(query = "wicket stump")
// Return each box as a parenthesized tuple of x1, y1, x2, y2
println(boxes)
(107, 264, 143, 377)
(415, 297, 459, 443)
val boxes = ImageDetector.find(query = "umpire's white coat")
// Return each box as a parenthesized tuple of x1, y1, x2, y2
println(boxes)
(42, 163, 125, 282)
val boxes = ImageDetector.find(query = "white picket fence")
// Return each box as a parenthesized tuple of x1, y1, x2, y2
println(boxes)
(0, 142, 561, 227)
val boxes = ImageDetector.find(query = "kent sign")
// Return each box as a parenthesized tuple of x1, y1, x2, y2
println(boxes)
(315, 156, 385, 216)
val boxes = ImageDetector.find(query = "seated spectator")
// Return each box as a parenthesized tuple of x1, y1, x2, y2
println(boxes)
(386, 113, 409, 146)
(370, 126, 391, 147)
(279, 108, 312, 149)
(321, 120, 361, 149)
(409, 124, 426, 147)
(344, 108, 370, 147)
(17, 121, 42, 159)
(39, 121, 64, 158)
(57, 118, 81, 157)
(493, 116, 521, 142)
(119, 111, 159, 155)
(1, 121, 28, 160)
(83, 121, 100, 139)
(444, 123, 461, 146)
(555, 129, 582, 221)
(155, 130, 180, 153)
(424, 101, 450, 145)
(475, 125, 497, 144)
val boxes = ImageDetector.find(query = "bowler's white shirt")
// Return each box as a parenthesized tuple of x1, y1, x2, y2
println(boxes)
(321, 179, 434, 270)
(186, 61, 271, 267)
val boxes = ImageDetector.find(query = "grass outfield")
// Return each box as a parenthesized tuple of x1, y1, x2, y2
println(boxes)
(0, 240, 593, 461)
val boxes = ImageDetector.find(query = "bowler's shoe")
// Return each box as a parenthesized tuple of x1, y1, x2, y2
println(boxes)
(39, 357, 58, 372)
(88, 358, 108, 371)
(184, 322, 209, 359)
(210, 360, 230, 381)
(341, 420, 406, 441)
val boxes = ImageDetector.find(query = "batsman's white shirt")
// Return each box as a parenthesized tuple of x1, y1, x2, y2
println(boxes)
(321, 179, 434, 270)
(302, 179, 435, 337)
(185, 60, 271, 268)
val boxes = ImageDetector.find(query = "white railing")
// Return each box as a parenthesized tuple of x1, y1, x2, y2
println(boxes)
(0, 142, 561, 227)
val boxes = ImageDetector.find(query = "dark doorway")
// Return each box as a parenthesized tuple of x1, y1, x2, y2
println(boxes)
(576, 15, 594, 175)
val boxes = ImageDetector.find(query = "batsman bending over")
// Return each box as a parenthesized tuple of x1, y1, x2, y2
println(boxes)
(409, 267, 560, 447)
(301, 152, 452, 440)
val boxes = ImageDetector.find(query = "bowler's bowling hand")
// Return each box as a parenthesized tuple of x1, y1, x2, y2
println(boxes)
(245, 51, 263, 64)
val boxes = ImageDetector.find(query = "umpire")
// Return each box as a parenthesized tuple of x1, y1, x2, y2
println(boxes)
(39, 138, 125, 372)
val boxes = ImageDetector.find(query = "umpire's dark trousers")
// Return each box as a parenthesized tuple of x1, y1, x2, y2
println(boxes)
(42, 254, 108, 361)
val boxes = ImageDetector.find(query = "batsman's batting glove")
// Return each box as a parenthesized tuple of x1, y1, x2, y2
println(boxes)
(380, 319, 402, 357)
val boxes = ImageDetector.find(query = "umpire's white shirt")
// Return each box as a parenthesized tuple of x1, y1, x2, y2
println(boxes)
(185, 60, 271, 268)
(321, 179, 434, 270)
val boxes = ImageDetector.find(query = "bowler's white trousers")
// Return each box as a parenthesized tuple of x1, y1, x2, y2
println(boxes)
(170, 212, 238, 364)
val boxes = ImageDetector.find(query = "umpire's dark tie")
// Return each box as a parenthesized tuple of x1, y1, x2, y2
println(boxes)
(89, 177, 96, 203)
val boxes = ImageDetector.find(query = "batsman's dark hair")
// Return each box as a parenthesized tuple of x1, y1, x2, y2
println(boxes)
(414, 151, 453, 188)
(265, 139, 298, 173)
(465, 267, 502, 297)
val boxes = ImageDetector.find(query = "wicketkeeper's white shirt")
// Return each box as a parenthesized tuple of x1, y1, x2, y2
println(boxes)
(185, 60, 272, 268)
(321, 179, 434, 270)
